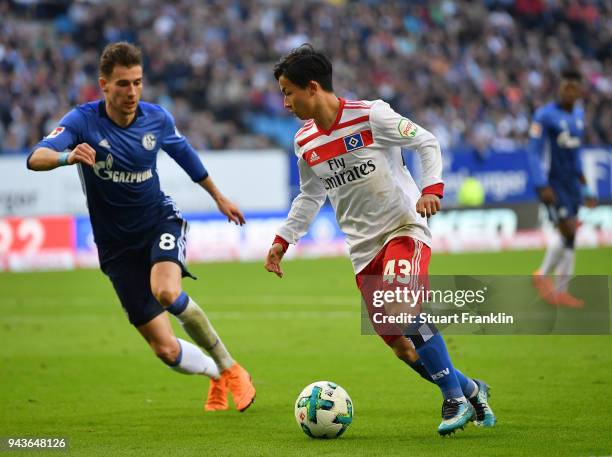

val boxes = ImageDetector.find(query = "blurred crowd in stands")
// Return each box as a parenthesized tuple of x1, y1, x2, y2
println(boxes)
(1, 0, 610, 155)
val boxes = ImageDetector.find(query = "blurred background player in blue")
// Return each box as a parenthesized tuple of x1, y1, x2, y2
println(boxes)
(528, 69, 598, 308)
(26, 42, 256, 412)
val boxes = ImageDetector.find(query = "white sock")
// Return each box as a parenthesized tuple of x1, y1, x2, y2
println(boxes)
(173, 298, 234, 371)
(467, 381, 479, 399)
(169, 338, 220, 379)
(539, 232, 565, 275)
(554, 247, 575, 292)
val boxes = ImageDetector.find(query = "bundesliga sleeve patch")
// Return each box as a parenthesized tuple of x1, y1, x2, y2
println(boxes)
(45, 126, 65, 139)
(398, 118, 417, 138)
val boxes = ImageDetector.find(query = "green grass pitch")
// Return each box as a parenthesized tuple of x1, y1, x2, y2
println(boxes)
(1, 248, 611, 456)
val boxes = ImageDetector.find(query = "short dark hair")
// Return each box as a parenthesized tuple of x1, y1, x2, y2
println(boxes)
(273, 44, 333, 92)
(99, 42, 142, 78)
(561, 68, 582, 82)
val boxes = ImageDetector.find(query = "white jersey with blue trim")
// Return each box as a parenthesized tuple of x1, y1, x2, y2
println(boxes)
(276, 98, 444, 273)
(30, 100, 208, 247)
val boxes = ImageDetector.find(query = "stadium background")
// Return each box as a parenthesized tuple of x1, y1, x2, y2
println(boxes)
(1, 1, 611, 456)
(0, 0, 611, 268)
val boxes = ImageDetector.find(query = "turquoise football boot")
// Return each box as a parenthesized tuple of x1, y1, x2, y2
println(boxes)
(469, 379, 497, 427)
(438, 398, 474, 436)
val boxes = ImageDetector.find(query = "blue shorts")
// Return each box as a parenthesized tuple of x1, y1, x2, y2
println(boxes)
(546, 185, 580, 224)
(99, 216, 194, 327)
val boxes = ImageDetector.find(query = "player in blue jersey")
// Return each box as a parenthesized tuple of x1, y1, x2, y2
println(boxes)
(528, 69, 597, 308)
(27, 42, 255, 412)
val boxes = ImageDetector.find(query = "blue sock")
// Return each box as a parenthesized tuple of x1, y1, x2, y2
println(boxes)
(408, 324, 463, 400)
(408, 359, 434, 384)
(455, 369, 478, 398)
(408, 359, 478, 398)
(166, 291, 189, 315)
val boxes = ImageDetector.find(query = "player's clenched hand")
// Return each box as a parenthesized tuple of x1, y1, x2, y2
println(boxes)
(68, 143, 96, 167)
(216, 196, 246, 225)
(537, 186, 556, 205)
(416, 194, 440, 218)
(265, 243, 285, 278)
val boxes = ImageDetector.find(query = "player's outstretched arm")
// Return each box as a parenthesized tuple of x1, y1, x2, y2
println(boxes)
(199, 176, 245, 225)
(265, 157, 326, 278)
(265, 243, 285, 278)
(27, 144, 96, 171)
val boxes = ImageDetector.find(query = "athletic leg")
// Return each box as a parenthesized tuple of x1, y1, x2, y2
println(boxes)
(150, 260, 255, 411)
(538, 227, 565, 276)
(389, 337, 477, 398)
(358, 236, 476, 434)
(533, 203, 564, 301)
(137, 312, 219, 378)
(554, 217, 583, 307)
(150, 261, 234, 371)
(103, 246, 223, 413)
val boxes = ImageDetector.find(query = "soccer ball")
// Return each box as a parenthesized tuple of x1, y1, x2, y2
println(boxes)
(294, 381, 353, 439)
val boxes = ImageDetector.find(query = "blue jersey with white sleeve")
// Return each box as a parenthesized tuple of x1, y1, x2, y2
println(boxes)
(29, 100, 208, 248)
(526, 101, 585, 197)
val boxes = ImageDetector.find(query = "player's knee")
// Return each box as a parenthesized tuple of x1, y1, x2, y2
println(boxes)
(392, 346, 409, 362)
(393, 346, 418, 364)
(152, 286, 182, 308)
(150, 340, 180, 365)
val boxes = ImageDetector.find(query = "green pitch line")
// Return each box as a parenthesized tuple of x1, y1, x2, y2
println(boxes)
(0, 248, 610, 456)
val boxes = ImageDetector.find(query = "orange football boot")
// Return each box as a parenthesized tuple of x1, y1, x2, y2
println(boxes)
(553, 291, 584, 309)
(532, 270, 556, 304)
(204, 376, 229, 411)
(223, 363, 256, 412)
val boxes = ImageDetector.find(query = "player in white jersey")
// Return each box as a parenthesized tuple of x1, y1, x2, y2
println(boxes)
(264, 45, 495, 435)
